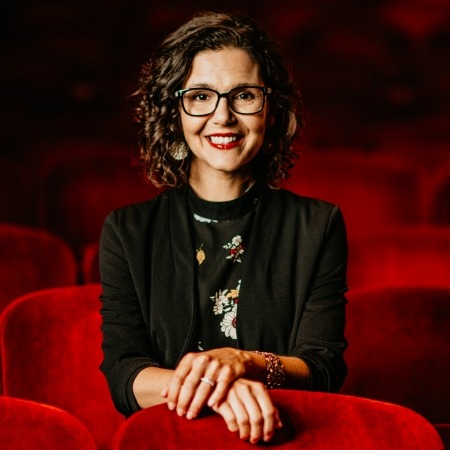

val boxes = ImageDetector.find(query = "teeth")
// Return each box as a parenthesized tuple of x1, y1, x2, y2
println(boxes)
(209, 136, 238, 145)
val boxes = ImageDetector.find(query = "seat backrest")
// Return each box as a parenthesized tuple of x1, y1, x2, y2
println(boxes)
(0, 284, 124, 450)
(0, 396, 97, 450)
(347, 224, 450, 288)
(430, 160, 450, 225)
(281, 149, 426, 233)
(80, 241, 100, 284)
(342, 286, 450, 424)
(0, 223, 78, 314)
(111, 389, 444, 450)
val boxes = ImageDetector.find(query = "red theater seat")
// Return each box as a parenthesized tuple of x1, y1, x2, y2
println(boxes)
(0, 284, 124, 450)
(35, 140, 160, 258)
(0, 397, 97, 450)
(431, 160, 450, 225)
(282, 149, 426, 233)
(342, 286, 450, 426)
(81, 241, 100, 284)
(111, 390, 444, 450)
(347, 224, 450, 288)
(0, 223, 78, 314)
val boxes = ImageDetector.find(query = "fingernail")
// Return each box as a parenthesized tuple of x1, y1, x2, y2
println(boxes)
(177, 408, 185, 417)
(186, 411, 195, 420)
(167, 402, 175, 411)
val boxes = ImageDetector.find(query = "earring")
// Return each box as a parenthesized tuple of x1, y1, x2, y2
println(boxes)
(170, 141, 189, 160)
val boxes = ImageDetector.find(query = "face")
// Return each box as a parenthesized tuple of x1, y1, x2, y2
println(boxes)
(179, 48, 268, 182)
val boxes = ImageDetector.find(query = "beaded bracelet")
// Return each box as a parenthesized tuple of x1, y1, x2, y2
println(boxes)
(253, 351, 285, 389)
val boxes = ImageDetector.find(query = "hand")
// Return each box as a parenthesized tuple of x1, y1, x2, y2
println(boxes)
(212, 378, 283, 444)
(161, 348, 253, 419)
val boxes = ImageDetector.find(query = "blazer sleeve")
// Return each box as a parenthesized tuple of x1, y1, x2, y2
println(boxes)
(99, 209, 158, 417)
(291, 205, 348, 392)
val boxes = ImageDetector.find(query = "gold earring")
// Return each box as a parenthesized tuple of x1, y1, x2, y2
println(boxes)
(171, 141, 189, 160)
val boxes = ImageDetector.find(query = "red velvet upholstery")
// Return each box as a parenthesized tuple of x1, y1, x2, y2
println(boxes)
(0, 284, 124, 450)
(431, 161, 450, 225)
(0, 223, 78, 314)
(111, 390, 444, 449)
(0, 396, 97, 450)
(0, 224, 78, 394)
(35, 142, 160, 258)
(281, 150, 425, 233)
(347, 224, 450, 288)
(81, 241, 100, 284)
(342, 286, 450, 425)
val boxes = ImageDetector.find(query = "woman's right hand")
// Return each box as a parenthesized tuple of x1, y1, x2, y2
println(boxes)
(161, 348, 260, 419)
(211, 378, 282, 444)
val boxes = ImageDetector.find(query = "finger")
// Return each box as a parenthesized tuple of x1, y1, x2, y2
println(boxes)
(232, 385, 265, 444)
(207, 365, 236, 408)
(213, 401, 239, 434)
(160, 385, 168, 398)
(253, 390, 279, 442)
(274, 407, 283, 429)
(165, 354, 194, 408)
(227, 388, 252, 441)
(174, 355, 214, 416)
(186, 374, 218, 419)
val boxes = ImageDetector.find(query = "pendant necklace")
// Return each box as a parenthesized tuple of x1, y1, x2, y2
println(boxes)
(196, 244, 206, 265)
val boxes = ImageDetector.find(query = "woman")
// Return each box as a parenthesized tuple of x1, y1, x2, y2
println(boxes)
(99, 11, 348, 444)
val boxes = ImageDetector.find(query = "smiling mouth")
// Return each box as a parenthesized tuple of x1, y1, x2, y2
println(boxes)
(208, 135, 239, 145)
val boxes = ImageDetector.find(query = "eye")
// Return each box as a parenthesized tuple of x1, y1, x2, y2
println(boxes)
(232, 88, 257, 102)
(188, 90, 214, 102)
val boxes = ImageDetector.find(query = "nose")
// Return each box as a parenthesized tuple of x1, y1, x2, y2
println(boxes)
(212, 96, 236, 125)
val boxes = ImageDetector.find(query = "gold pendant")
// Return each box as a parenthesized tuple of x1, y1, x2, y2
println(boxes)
(196, 244, 205, 265)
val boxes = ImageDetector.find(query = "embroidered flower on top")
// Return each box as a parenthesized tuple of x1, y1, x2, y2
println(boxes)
(223, 235, 244, 263)
(210, 280, 240, 340)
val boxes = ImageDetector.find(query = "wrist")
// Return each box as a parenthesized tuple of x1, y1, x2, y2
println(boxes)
(252, 351, 286, 389)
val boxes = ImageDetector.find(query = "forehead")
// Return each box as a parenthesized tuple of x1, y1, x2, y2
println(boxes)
(183, 48, 262, 88)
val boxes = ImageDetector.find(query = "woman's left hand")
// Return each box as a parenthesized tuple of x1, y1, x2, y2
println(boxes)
(212, 378, 283, 444)
(161, 348, 255, 419)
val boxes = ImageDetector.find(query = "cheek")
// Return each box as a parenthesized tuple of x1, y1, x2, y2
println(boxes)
(251, 120, 267, 143)
(180, 115, 204, 139)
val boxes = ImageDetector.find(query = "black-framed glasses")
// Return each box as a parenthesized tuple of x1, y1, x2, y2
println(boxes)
(174, 86, 271, 116)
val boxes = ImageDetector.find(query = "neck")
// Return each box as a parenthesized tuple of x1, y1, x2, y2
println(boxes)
(189, 170, 255, 202)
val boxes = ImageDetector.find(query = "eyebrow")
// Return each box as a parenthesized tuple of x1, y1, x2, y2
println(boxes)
(185, 82, 262, 90)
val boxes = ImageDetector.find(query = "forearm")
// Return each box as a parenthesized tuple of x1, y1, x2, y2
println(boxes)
(133, 366, 175, 409)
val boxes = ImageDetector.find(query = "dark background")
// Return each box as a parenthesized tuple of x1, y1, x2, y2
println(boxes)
(2, 0, 449, 158)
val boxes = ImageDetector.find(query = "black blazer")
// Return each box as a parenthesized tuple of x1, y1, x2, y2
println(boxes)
(99, 186, 348, 416)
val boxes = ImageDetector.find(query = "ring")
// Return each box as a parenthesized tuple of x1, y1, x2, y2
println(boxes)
(200, 377, 215, 388)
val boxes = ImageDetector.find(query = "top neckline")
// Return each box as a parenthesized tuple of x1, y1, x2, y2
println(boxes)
(187, 182, 261, 221)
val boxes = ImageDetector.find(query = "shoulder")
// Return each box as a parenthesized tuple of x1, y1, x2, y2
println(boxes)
(260, 186, 346, 238)
(263, 186, 339, 217)
(102, 188, 185, 235)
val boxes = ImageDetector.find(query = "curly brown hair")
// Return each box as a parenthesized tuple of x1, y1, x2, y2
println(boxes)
(133, 11, 303, 189)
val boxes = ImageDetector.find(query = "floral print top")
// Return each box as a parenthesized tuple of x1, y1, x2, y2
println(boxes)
(187, 183, 260, 351)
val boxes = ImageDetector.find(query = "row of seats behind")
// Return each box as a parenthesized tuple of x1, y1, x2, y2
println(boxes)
(2, 221, 450, 318)
(1, 144, 450, 260)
